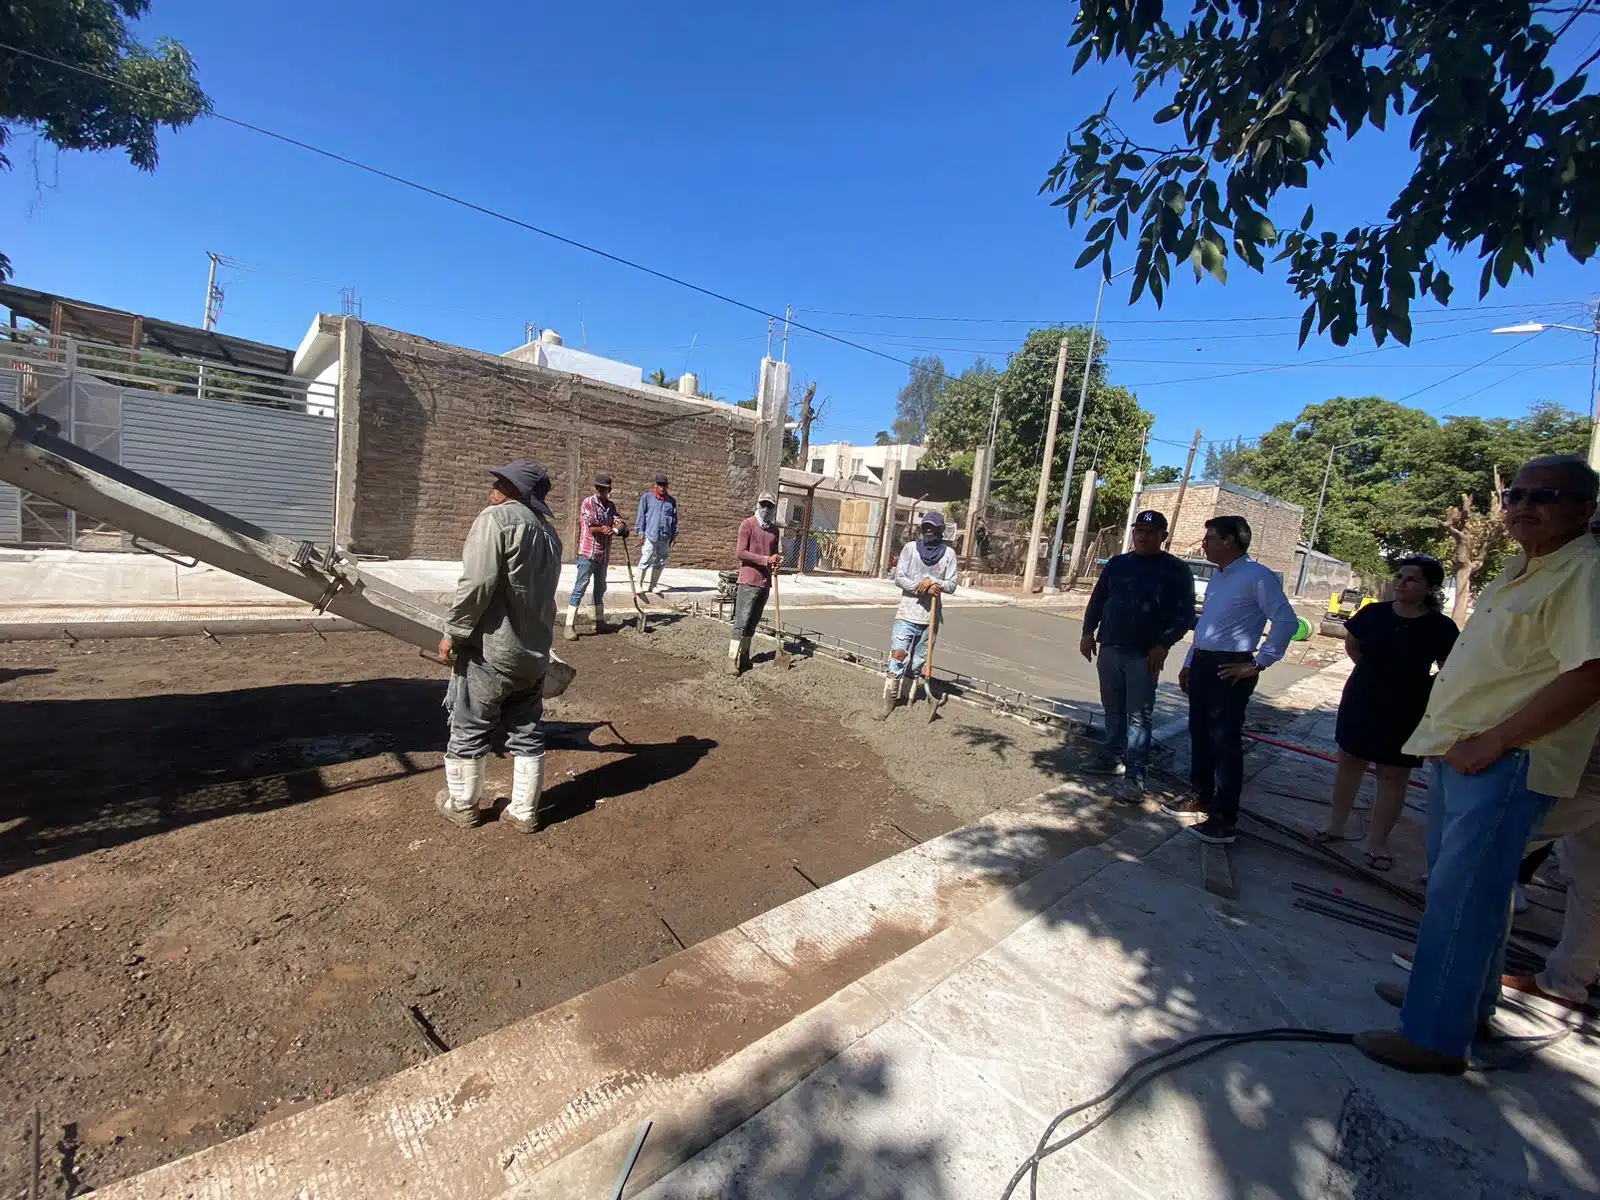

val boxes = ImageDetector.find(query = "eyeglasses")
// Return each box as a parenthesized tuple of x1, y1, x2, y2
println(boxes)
(1500, 486, 1569, 507)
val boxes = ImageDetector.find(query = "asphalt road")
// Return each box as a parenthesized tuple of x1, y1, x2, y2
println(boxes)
(781, 603, 1318, 732)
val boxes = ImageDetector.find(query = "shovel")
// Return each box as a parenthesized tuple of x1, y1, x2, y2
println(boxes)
(920, 590, 943, 722)
(617, 532, 649, 633)
(771, 564, 792, 669)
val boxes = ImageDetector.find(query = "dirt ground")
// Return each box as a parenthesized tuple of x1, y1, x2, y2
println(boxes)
(0, 614, 1105, 1196)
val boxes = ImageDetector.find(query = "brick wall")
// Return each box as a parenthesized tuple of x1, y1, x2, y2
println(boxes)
(348, 324, 759, 566)
(1134, 482, 1304, 578)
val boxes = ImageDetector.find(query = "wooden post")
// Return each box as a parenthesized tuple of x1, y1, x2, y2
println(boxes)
(1165, 428, 1203, 553)
(1022, 339, 1070, 593)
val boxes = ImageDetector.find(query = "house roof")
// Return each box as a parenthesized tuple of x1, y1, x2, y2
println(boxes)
(0, 283, 295, 375)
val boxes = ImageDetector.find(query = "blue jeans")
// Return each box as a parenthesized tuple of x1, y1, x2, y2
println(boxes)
(1401, 751, 1555, 1057)
(887, 619, 930, 678)
(570, 556, 607, 607)
(1097, 645, 1158, 780)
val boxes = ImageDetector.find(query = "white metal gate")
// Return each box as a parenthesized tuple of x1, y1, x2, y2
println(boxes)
(0, 329, 336, 548)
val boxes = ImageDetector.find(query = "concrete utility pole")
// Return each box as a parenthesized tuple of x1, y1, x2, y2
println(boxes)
(199, 251, 223, 401)
(1066, 469, 1097, 584)
(963, 444, 990, 559)
(753, 356, 790, 499)
(1164, 428, 1203, 553)
(1121, 424, 1152, 553)
(1491, 302, 1600, 469)
(978, 386, 1001, 516)
(1022, 339, 1071, 593)
(796, 381, 818, 467)
(1297, 443, 1338, 596)
(877, 458, 903, 576)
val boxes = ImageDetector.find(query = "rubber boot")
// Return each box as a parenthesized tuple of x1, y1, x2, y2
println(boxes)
(502, 754, 545, 834)
(435, 754, 485, 829)
(726, 638, 743, 676)
(739, 636, 753, 672)
(563, 603, 579, 641)
(593, 603, 607, 635)
(874, 675, 897, 721)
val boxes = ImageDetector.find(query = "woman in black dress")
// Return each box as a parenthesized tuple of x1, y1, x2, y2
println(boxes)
(1317, 556, 1458, 870)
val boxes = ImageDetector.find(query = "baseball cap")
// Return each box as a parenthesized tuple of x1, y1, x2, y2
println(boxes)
(1132, 509, 1168, 531)
(593, 472, 613, 488)
(655, 473, 669, 486)
(918, 510, 946, 531)
(757, 491, 776, 505)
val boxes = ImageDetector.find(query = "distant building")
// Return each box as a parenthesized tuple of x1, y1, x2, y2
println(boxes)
(1132, 480, 1304, 581)
(806, 440, 925, 481)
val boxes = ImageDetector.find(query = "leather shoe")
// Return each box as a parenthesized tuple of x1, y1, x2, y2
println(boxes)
(1353, 1029, 1467, 1075)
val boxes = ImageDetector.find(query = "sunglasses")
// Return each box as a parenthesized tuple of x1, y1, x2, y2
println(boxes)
(1501, 486, 1570, 507)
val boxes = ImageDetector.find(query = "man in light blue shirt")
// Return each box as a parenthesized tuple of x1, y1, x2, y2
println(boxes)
(634, 473, 678, 595)
(1161, 515, 1298, 843)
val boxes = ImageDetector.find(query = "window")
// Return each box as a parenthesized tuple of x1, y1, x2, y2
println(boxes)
(810, 458, 825, 474)
(851, 457, 864, 476)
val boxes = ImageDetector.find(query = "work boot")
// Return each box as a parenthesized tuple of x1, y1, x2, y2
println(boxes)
(726, 638, 743, 676)
(874, 677, 897, 721)
(563, 604, 579, 641)
(1374, 981, 1496, 1043)
(593, 604, 607, 634)
(502, 754, 545, 834)
(1352, 1030, 1467, 1076)
(738, 636, 753, 672)
(435, 754, 485, 829)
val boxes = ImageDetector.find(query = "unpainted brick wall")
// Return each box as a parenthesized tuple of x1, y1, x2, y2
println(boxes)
(1135, 483, 1304, 578)
(349, 325, 759, 565)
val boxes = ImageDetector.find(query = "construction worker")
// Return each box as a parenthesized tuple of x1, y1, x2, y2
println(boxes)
(436, 458, 563, 833)
(565, 472, 625, 639)
(634, 473, 678, 595)
(876, 511, 958, 718)
(728, 490, 781, 674)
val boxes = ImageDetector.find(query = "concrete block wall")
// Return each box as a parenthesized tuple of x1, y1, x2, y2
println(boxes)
(1134, 482, 1304, 579)
(348, 325, 759, 566)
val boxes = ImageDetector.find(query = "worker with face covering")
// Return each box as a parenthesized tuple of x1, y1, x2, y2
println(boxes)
(436, 458, 563, 833)
(728, 491, 782, 674)
(877, 511, 958, 718)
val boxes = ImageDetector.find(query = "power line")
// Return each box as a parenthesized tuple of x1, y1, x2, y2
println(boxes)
(0, 39, 945, 379)
(793, 299, 1573, 326)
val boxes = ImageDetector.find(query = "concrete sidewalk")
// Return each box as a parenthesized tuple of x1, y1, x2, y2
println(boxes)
(0, 551, 1013, 638)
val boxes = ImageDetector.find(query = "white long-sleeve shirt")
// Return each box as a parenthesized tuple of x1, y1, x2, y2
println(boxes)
(891, 541, 958, 625)
(1183, 555, 1297, 669)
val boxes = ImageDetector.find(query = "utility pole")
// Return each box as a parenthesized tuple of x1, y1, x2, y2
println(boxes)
(1164, 428, 1203, 552)
(978, 386, 1001, 515)
(1121, 424, 1152, 553)
(1022, 339, 1070, 593)
(1590, 301, 1600, 470)
(781, 304, 792, 364)
(1046, 281, 1110, 589)
(199, 251, 223, 400)
(1297, 443, 1339, 596)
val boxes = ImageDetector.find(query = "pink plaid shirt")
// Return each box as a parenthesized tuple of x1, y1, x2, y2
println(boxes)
(578, 493, 618, 562)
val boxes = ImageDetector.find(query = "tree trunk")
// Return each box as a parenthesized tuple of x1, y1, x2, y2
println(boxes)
(1450, 560, 1474, 628)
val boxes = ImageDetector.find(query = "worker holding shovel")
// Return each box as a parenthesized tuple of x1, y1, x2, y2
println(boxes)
(876, 511, 958, 719)
(727, 491, 782, 675)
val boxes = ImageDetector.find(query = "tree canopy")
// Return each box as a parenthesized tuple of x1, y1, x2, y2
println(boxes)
(1218, 395, 1591, 584)
(891, 354, 947, 442)
(1, 2, 208, 280)
(924, 331, 1152, 531)
(1048, 1, 1600, 347)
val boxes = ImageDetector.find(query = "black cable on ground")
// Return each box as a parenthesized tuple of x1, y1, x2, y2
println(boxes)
(1000, 1020, 1572, 1199)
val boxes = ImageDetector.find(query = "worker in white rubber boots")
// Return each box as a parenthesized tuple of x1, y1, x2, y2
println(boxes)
(436, 458, 563, 833)
(876, 511, 958, 718)
(728, 491, 782, 674)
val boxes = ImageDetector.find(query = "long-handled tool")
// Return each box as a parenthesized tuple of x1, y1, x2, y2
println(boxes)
(771, 564, 792, 669)
(617, 531, 649, 633)
(917, 590, 943, 721)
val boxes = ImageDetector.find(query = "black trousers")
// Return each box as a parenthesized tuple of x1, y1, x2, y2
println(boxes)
(1188, 650, 1258, 822)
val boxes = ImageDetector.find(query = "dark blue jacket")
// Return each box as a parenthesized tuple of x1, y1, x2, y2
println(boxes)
(1083, 551, 1196, 654)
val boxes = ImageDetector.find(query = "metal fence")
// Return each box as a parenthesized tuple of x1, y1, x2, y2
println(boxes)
(0, 327, 337, 549)
(778, 479, 884, 575)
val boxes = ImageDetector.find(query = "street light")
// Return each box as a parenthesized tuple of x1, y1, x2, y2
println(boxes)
(1045, 263, 1137, 590)
(1491, 314, 1600, 469)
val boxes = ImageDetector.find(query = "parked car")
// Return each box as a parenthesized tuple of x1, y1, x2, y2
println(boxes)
(1181, 558, 1216, 611)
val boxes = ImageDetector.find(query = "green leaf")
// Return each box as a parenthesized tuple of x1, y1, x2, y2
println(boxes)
(1299, 203, 1315, 232)
(1075, 241, 1107, 270)
(1154, 103, 1183, 123)
(1549, 74, 1586, 107)
(1286, 119, 1312, 158)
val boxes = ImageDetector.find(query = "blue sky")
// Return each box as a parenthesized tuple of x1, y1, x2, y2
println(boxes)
(7, 0, 1596, 468)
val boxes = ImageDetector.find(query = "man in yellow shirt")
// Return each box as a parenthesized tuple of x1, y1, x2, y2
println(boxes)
(1356, 456, 1600, 1074)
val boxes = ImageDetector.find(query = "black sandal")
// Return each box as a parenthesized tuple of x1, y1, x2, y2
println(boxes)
(1365, 851, 1396, 872)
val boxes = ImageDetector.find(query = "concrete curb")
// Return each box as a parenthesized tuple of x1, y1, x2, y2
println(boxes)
(0, 614, 363, 640)
(508, 812, 1181, 1198)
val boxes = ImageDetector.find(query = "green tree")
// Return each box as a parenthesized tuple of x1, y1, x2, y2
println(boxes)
(1146, 464, 1182, 485)
(873, 430, 892, 445)
(891, 354, 947, 442)
(1, 2, 208, 280)
(645, 367, 671, 388)
(926, 331, 1151, 532)
(1048, 2, 1600, 347)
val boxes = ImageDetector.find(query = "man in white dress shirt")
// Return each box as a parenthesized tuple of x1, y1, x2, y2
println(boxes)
(1161, 515, 1297, 844)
